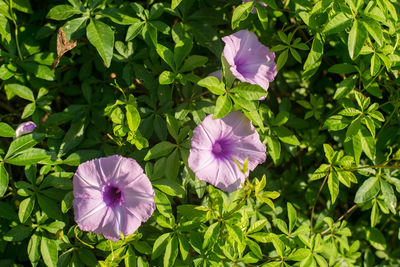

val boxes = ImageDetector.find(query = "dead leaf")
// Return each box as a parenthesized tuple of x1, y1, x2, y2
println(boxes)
(51, 28, 77, 70)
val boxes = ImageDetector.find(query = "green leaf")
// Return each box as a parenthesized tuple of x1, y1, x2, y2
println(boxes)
(154, 190, 172, 217)
(12, 0, 33, 14)
(62, 149, 102, 166)
(286, 248, 311, 261)
(226, 224, 244, 244)
(364, 116, 376, 138)
(0, 162, 9, 197)
(164, 235, 179, 267)
(101, 8, 140, 25)
(371, 200, 379, 227)
(126, 20, 145, 41)
(290, 47, 302, 63)
(6, 148, 49, 166)
(28, 234, 41, 266)
(197, 76, 225, 95)
(37, 194, 63, 220)
(380, 179, 397, 214)
(266, 135, 281, 164)
(345, 117, 361, 141)
(247, 219, 268, 234)
(156, 43, 175, 70)
(328, 170, 340, 203)
(126, 105, 140, 132)
(179, 55, 208, 72)
(322, 115, 351, 131)
(231, 2, 253, 29)
(152, 232, 171, 259)
(214, 94, 232, 119)
(165, 149, 180, 180)
(273, 218, 288, 235)
(165, 114, 179, 141)
(144, 141, 176, 160)
(271, 236, 285, 258)
(366, 227, 386, 250)
(18, 196, 35, 223)
(22, 102, 36, 119)
(41, 236, 58, 267)
(171, 0, 183, 9)
(328, 63, 357, 74)
(245, 238, 262, 259)
(274, 126, 300, 146)
(203, 222, 220, 250)
(61, 16, 88, 41)
(339, 107, 362, 116)
(230, 83, 268, 100)
(4, 83, 35, 101)
(20, 63, 55, 81)
(359, 127, 375, 160)
(61, 191, 74, 213)
(4, 224, 32, 241)
(287, 202, 297, 232)
(159, 71, 175, 84)
(277, 49, 288, 71)
(47, 5, 82, 20)
(310, 164, 330, 181)
(174, 38, 193, 69)
(323, 12, 352, 35)
(4, 133, 44, 161)
(348, 20, 368, 59)
(0, 122, 15, 137)
(361, 18, 383, 47)
(58, 116, 88, 156)
(333, 75, 357, 99)
(86, 19, 115, 67)
(153, 178, 185, 198)
(354, 177, 380, 203)
(142, 22, 158, 47)
(303, 33, 324, 80)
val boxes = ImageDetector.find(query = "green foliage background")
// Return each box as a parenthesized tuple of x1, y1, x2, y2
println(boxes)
(0, 0, 400, 266)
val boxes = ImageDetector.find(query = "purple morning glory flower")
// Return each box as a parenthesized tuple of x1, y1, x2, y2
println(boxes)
(188, 111, 266, 192)
(73, 155, 156, 242)
(15, 121, 36, 138)
(222, 30, 277, 93)
(243, 0, 268, 14)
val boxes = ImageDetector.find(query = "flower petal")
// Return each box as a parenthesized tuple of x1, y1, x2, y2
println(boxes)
(222, 30, 277, 92)
(74, 198, 107, 231)
(123, 179, 156, 222)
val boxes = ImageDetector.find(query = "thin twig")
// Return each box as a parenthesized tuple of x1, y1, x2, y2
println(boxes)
(310, 169, 330, 234)
(320, 204, 358, 235)
(74, 225, 94, 248)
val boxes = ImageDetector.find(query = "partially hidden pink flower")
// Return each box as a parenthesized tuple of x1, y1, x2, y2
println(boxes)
(243, 0, 268, 13)
(188, 111, 266, 192)
(15, 121, 36, 137)
(222, 30, 277, 93)
(73, 155, 156, 242)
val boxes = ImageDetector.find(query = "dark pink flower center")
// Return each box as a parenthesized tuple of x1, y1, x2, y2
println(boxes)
(212, 139, 232, 159)
(103, 185, 123, 207)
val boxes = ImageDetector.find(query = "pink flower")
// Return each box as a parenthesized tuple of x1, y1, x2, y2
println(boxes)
(73, 155, 155, 241)
(15, 121, 36, 137)
(188, 111, 266, 192)
(222, 30, 277, 92)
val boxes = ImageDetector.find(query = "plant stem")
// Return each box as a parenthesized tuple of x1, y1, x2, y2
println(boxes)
(320, 204, 358, 235)
(310, 169, 330, 234)
(9, 0, 23, 61)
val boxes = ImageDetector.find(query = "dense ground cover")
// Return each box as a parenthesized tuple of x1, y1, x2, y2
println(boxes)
(1, 0, 400, 266)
